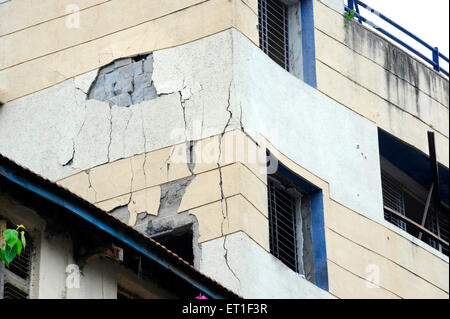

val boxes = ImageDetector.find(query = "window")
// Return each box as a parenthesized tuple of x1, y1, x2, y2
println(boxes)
(266, 152, 330, 288)
(0, 219, 33, 299)
(381, 162, 449, 256)
(152, 225, 194, 265)
(259, 0, 290, 70)
(258, 0, 303, 79)
(268, 178, 301, 272)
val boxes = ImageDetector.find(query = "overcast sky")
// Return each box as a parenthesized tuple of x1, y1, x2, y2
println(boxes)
(359, 0, 449, 68)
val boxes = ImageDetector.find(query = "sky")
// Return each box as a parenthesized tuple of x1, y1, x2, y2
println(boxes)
(358, 0, 449, 69)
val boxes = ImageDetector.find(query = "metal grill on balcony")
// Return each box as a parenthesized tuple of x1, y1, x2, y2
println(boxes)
(382, 172, 407, 231)
(381, 171, 449, 256)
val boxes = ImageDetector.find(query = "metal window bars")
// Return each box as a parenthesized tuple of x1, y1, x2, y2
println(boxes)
(381, 173, 449, 256)
(0, 220, 32, 299)
(346, 0, 449, 77)
(427, 209, 449, 256)
(268, 180, 299, 273)
(381, 172, 407, 231)
(258, 0, 290, 71)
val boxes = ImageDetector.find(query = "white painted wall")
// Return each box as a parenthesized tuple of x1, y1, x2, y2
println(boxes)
(37, 231, 117, 299)
(200, 231, 334, 298)
(232, 30, 385, 225)
(319, 0, 345, 13)
(0, 31, 238, 182)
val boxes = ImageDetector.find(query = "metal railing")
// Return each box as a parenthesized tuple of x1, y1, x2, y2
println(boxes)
(346, 0, 449, 77)
(384, 206, 449, 256)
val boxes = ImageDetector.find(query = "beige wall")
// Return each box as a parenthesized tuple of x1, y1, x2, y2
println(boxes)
(313, 0, 449, 167)
(261, 136, 448, 299)
(2, 0, 448, 299)
(0, 0, 258, 102)
(57, 129, 449, 299)
(58, 130, 270, 250)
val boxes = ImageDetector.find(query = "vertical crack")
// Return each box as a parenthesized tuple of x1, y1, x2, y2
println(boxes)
(187, 140, 195, 176)
(126, 158, 135, 225)
(217, 80, 240, 286)
(122, 109, 133, 155)
(86, 169, 97, 202)
(67, 78, 90, 169)
(140, 105, 148, 182)
(107, 104, 113, 163)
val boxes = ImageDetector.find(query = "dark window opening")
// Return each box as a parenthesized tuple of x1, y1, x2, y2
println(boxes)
(268, 179, 299, 272)
(259, 0, 290, 71)
(3, 283, 28, 300)
(153, 226, 194, 265)
(267, 157, 317, 284)
(378, 130, 449, 256)
(382, 167, 449, 257)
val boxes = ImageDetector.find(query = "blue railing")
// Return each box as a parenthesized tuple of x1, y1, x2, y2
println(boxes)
(346, 0, 449, 77)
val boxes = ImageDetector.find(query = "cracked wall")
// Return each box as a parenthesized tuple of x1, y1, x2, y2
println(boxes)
(1, 0, 259, 103)
(0, 30, 238, 182)
(2, 23, 447, 299)
(57, 129, 275, 292)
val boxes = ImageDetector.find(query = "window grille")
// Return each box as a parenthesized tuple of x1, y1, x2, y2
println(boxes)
(268, 179, 299, 273)
(427, 210, 449, 256)
(381, 171, 449, 256)
(381, 171, 407, 231)
(0, 220, 33, 299)
(258, 0, 290, 71)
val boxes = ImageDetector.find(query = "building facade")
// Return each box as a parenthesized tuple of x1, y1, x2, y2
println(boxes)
(0, 0, 448, 298)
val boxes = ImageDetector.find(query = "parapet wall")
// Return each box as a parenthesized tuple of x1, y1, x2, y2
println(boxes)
(314, 0, 449, 167)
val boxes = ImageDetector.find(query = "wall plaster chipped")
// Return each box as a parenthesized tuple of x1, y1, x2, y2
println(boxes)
(0, 30, 238, 183)
(105, 141, 202, 268)
(87, 54, 157, 107)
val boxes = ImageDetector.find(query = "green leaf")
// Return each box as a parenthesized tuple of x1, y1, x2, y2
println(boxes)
(4, 229, 19, 248)
(0, 247, 4, 262)
(4, 245, 17, 267)
(21, 231, 26, 248)
(16, 240, 22, 256)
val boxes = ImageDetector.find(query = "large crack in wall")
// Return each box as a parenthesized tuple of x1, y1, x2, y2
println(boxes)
(108, 140, 202, 268)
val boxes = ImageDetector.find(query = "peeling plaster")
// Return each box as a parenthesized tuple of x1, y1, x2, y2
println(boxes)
(87, 55, 157, 107)
(0, 31, 239, 184)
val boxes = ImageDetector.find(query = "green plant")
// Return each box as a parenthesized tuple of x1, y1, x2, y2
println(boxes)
(0, 225, 26, 267)
(344, 9, 360, 28)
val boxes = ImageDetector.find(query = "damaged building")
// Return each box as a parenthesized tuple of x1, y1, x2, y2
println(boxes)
(0, 0, 448, 299)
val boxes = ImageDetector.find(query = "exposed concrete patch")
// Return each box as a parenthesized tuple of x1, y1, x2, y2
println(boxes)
(110, 205, 131, 224)
(87, 55, 157, 107)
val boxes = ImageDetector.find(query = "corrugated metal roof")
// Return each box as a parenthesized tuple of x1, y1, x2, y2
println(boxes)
(0, 153, 240, 299)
